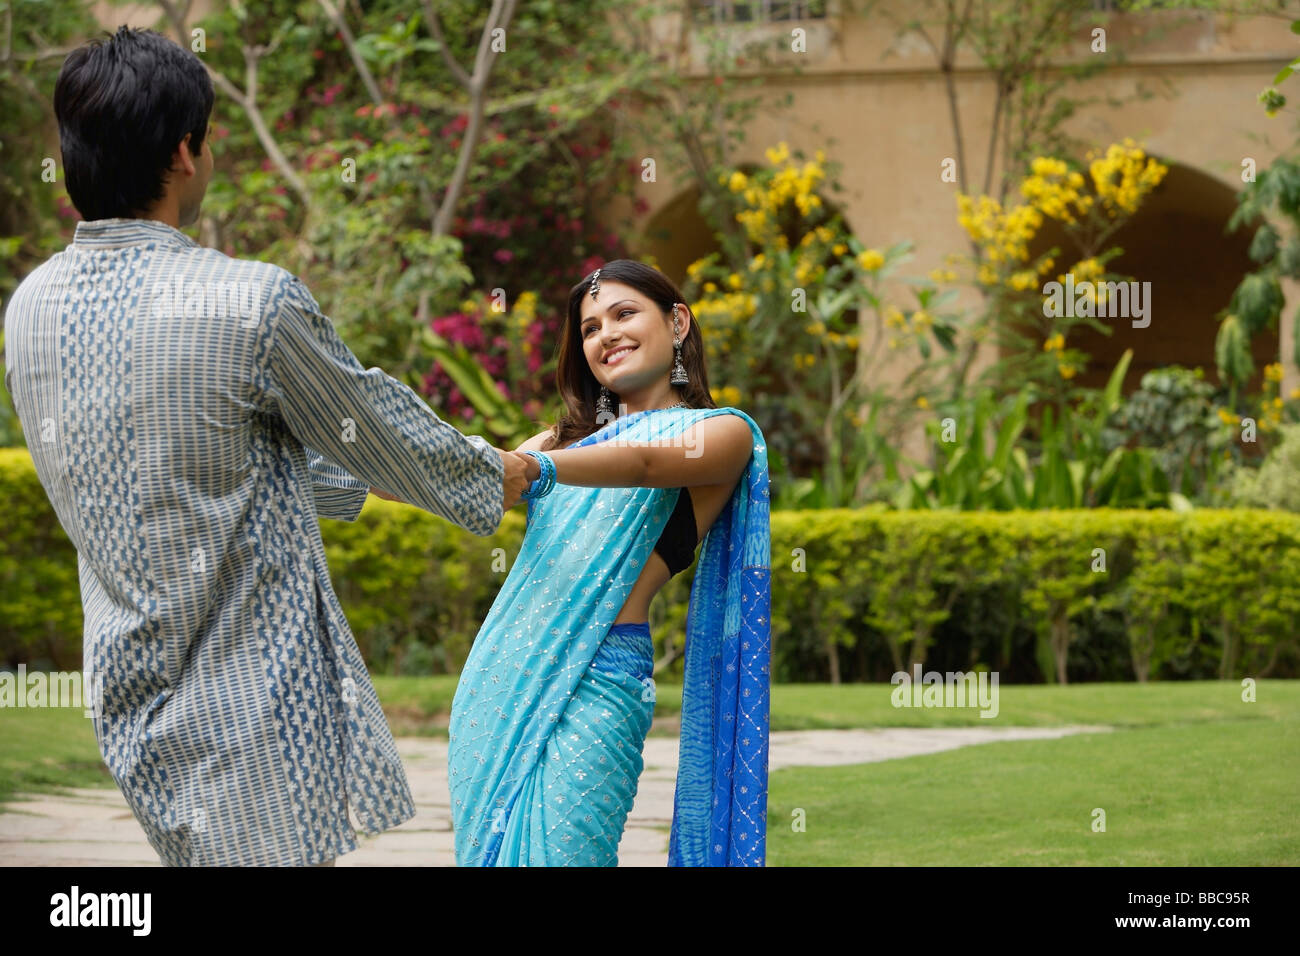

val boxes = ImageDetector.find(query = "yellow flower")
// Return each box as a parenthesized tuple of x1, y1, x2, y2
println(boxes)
(765, 142, 791, 165)
(1273, 396, 1284, 409)
(728, 171, 748, 193)
(687, 258, 707, 280)
(1265, 362, 1284, 383)
(911, 310, 933, 331)
(1007, 270, 1039, 292)
(727, 273, 742, 290)
(709, 385, 743, 406)
(884, 306, 906, 329)
(1216, 407, 1237, 425)
(1043, 333, 1065, 352)
(1058, 362, 1077, 380)
(916, 395, 930, 409)
(703, 282, 717, 293)
(1291, 388, 1300, 401)
(832, 243, 847, 256)
(857, 249, 885, 272)
(1089, 140, 1168, 216)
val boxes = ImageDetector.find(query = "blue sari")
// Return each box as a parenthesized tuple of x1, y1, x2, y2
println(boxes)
(448, 406, 771, 866)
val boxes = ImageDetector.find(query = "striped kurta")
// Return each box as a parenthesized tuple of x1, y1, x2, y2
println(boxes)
(3, 217, 505, 866)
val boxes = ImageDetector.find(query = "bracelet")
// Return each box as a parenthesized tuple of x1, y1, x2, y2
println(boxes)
(519, 450, 556, 500)
(522, 451, 555, 499)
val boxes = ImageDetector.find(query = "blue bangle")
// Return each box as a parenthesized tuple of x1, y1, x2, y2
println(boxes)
(526, 452, 555, 499)
(520, 450, 556, 500)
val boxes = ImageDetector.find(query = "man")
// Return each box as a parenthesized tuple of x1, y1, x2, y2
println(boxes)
(3, 26, 530, 866)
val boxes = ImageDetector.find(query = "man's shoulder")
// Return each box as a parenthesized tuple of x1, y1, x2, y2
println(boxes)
(192, 249, 295, 288)
(185, 253, 322, 324)
(5, 250, 70, 325)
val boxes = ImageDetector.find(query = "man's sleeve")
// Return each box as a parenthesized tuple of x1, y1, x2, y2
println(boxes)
(259, 273, 504, 536)
(306, 447, 370, 522)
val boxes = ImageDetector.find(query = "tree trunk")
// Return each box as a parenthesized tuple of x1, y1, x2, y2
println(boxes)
(1051, 612, 1070, 685)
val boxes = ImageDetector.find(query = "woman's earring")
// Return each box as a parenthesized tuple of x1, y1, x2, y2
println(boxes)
(596, 385, 613, 417)
(670, 304, 690, 386)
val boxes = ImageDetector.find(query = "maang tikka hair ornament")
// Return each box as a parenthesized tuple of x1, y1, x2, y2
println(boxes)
(670, 303, 690, 386)
(589, 268, 601, 299)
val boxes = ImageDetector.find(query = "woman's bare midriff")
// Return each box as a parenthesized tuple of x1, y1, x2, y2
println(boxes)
(610, 480, 735, 625)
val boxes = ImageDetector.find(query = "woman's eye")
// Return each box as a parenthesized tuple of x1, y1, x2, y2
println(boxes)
(619, 309, 633, 318)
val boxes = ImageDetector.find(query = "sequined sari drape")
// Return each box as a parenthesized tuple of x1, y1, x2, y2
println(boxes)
(447, 406, 771, 866)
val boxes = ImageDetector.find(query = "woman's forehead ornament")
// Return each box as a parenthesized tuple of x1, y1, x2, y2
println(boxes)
(589, 268, 602, 300)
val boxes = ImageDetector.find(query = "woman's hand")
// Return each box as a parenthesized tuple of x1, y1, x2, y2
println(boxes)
(370, 486, 403, 501)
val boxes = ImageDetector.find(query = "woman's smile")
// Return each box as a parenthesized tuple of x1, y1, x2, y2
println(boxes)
(603, 345, 638, 366)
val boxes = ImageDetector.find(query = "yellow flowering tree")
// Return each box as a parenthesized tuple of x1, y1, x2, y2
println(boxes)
(687, 144, 961, 505)
(950, 140, 1168, 409)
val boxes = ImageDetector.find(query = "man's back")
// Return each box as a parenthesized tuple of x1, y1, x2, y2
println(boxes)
(5, 217, 504, 864)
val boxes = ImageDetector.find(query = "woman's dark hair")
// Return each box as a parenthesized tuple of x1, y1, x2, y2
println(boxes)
(542, 259, 717, 451)
(54, 26, 213, 220)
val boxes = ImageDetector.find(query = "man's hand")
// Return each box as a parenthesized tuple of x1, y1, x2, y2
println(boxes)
(498, 448, 530, 510)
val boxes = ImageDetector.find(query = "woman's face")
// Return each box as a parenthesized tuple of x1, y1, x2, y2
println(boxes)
(579, 279, 691, 394)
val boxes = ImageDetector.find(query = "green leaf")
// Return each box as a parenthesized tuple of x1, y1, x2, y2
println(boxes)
(1215, 314, 1254, 385)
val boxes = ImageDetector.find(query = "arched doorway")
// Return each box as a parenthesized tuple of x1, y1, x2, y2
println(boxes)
(1021, 161, 1270, 393)
(638, 185, 723, 287)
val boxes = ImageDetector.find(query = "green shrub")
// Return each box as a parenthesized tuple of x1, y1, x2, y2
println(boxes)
(3, 449, 1298, 682)
(1229, 422, 1300, 512)
(0, 449, 82, 669)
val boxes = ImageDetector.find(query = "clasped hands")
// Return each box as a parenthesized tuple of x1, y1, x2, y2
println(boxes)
(370, 448, 541, 511)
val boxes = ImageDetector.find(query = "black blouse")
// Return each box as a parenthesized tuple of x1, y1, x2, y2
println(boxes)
(653, 487, 699, 577)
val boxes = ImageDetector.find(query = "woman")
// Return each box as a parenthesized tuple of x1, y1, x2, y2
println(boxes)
(447, 259, 771, 867)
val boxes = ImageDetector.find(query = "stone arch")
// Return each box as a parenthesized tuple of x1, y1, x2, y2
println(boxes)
(638, 185, 725, 287)
(637, 167, 853, 286)
(1021, 160, 1272, 394)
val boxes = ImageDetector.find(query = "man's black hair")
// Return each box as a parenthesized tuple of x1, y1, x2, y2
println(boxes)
(54, 26, 213, 220)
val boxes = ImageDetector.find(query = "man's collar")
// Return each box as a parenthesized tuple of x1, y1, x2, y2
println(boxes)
(73, 218, 200, 250)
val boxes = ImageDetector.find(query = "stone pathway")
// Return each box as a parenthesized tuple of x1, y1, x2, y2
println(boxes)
(0, 725, 1110, 866)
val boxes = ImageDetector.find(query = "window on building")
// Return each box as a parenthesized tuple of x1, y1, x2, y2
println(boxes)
(691, 0, 829, 24)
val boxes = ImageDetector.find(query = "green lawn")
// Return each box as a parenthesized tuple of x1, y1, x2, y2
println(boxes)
(768, 719, 1299, 865)
(3, 678, 1296, 864)
(371, 675, 1295, 735)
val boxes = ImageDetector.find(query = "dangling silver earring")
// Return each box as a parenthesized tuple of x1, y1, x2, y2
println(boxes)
(596, 385, 613, 417)
(670, 304, 690, 386)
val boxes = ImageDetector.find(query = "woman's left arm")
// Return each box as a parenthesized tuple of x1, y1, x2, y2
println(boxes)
(530, 414, 755, 489)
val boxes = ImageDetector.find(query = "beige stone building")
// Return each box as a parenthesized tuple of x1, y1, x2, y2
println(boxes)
(628, 0, 1300, 421)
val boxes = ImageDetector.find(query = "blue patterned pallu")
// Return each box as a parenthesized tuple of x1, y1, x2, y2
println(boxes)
(448, 406, 771, 866)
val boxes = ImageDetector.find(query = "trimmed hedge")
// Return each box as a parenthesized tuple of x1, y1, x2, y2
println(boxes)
(3, 448, 1297, 681)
